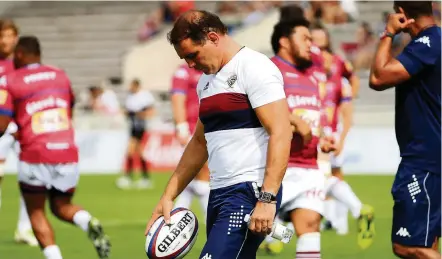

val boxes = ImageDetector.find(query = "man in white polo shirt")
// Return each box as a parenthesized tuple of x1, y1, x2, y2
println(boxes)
(145, 10, 293, 259)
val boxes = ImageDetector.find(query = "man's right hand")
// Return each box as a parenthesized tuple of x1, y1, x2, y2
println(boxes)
(145, 198, 174, 236)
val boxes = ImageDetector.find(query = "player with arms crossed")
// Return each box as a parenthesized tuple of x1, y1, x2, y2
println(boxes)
(170, 64, 210, 220)
(146, 10, 292, 258)
(369, 1, 440, 258)
(0, 36, 111, 259)
(311, 24, 374, 245)
(0, 19, 37, 246)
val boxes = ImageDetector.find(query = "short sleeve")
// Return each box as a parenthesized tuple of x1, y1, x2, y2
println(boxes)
(142, 90, 155, 107)
(339, 77, 352, 103)
(171, 66, 190, 95)
(244, 57, 286, 109)
(0, 76, 14, 117)
(397, 34, 439, 76)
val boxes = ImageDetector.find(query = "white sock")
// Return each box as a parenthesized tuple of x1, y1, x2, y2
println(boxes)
(174, 183, 194, 209)
(296, 232, 321, 258)
(72, 210, 92, 232)
(43, 245, 63, 259)
(334, 202, 349, 234)
(17, 196, 32, 232)
(195, 181, 210, 223)
(324, 199, 337, 225)
(329, 180, 362, 219)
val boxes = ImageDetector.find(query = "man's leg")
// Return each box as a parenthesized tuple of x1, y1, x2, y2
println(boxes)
(135, 135, 153, 189)
(51, 163, 110, 258)
(48, 189, 110, 259)
(199, 182, 282, 259)
(289, 171, 325, 259)
(291, 208, 322, 259)
(117, 137, 137, 189)
(391, 165, 441, 259)
(20, 183, 62, 259)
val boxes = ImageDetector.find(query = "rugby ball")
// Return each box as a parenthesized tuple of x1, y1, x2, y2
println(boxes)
(145, 208, 199, 259)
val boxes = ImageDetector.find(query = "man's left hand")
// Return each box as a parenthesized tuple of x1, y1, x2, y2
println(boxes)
(248, 201, 276, 235)
(386, 13, 415, 35)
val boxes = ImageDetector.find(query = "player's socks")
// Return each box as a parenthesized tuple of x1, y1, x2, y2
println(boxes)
(43, 245, 63, 259)
(323, 199, 337, 230)
(140, 158, 149, 179)
(194, 180, 210, 222)
(125, 156, 134, 178)
(73, 210, 92, 232)
(329, 179, 362, 219)
(334, 202, 349, 235)
(296, 232, 321, 259)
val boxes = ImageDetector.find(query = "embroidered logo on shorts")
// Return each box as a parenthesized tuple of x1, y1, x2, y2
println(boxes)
(396, 227, 411, 237)
(407, 174, 421, 203)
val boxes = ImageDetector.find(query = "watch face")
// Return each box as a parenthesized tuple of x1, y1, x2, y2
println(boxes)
(262, 192, 272, 201)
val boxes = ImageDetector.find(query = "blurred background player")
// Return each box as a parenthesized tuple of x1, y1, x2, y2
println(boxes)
(170, 64, 210, 220)
(0, 19, 36, 246)
(370, 1, 440, 258)
(116, 79, 155, 189)
(310, 24, 373, 241)
(267, 18, 335, 259)
(0, 36, 110, 259)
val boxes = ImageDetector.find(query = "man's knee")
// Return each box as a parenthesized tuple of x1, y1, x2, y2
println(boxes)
(291, 210, 321, 236)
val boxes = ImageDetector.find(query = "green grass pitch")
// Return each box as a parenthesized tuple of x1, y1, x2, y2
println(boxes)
(0, 174, 399, 259)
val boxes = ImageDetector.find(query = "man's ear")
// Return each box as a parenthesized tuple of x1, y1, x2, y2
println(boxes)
(207, 32, 219, 45)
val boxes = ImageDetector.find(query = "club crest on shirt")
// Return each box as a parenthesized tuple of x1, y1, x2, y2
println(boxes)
(226, 74, 237, 88)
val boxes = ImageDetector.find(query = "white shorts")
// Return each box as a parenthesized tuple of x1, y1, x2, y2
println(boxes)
(18, 161, 80, 193)
(278, 167, 326, 221)
(0, 133, 15, 160)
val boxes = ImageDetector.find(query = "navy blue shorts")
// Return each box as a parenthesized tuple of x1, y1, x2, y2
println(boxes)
(199, 182, 282, 259)
(391, 163, 441, 247)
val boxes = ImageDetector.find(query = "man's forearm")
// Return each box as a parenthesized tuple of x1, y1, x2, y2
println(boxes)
(339, 104, 353, 145)
(370, 37, 394, 89)
(171, 94, 187, 124)
(350, 75, 360, 98)
(162, 136, 208, 200)
(261, 131, 291, 194)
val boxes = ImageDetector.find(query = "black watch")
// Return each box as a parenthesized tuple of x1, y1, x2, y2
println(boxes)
(258, 191, 277, 204)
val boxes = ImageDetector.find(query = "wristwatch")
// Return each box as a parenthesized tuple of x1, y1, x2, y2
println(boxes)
(258, 191, 277, 204)
(380, 30, 395, 40)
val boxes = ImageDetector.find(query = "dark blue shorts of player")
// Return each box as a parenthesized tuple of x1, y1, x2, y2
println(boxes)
(391, 162, 441, 247)
(199, 181, 282, 259)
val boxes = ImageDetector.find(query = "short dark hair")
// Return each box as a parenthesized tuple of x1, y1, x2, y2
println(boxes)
(16, 36, 41, 56)
(279, 4, 305, 22)
(394, 1, 433, 18)
(271, 18, 310, 54)
(167, 10, 228, 45)
(0, 19, 19, 35)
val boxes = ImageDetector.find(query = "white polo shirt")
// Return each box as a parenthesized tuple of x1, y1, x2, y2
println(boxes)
(197, 47, 286, 189)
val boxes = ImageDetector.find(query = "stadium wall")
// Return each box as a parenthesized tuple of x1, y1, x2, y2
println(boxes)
(4, 126, 399, 175)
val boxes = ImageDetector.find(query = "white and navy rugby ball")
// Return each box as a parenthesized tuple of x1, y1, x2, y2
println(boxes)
(145, 208, 199, 259)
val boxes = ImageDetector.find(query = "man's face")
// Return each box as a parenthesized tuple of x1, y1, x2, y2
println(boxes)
(0, 29, 17, 56)
(174, 35, 221, 74)
(129, 82, 140, 93)
(287, 26, 313, 68)
(311, 29, 328, 51)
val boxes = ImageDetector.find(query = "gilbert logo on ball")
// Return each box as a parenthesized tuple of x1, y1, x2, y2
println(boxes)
(145, 208, 199, 259)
